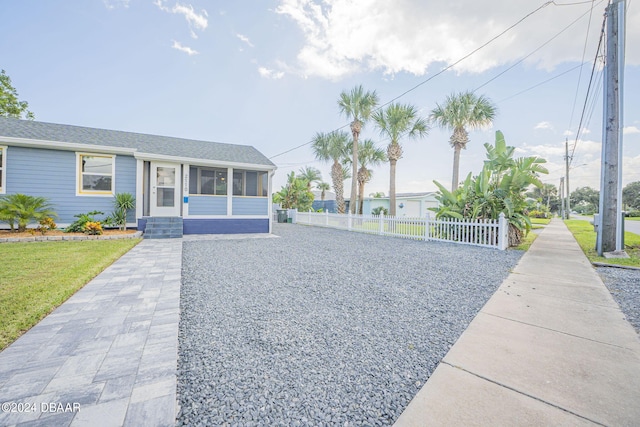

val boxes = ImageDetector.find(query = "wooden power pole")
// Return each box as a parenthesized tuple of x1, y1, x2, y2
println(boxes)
(597, 0, 625, 256)
(565, 138, 571, 219)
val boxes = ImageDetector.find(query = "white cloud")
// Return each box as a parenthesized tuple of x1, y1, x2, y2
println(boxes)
(258, 67, 285, 79)
(155, 1, 208, 38)
(275, 0, 640, 80)
(534, 121, 553, 130)
(520, 138, 601, 159)
(237, 34, 255, 48)
(103, 0, 129, 9)
(624, 126, 640, 135)
(563, 130, 574, 137)
(172, 40, 199, 56)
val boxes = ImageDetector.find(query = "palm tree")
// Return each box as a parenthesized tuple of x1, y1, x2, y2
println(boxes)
(0, 193, 56, 232)
(346, 139, 387, 214)
(373, 103, 429, 216)
(430, 91, 497, 192)
(316, 182, 331, 201)
(338, 85, 379, 214)
(312, 131, 350, 214)
(297, 166, 322, 190)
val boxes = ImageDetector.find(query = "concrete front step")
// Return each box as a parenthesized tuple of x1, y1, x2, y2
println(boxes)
(143, 217, 183, 239)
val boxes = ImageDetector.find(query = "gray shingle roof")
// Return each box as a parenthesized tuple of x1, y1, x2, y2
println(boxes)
(0, 117, 275, 167)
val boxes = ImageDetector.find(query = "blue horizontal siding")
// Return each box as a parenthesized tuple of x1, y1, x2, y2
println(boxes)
(183, 218, 268, 234)
(5, 146, 137, 224)
(189, 195, 227, 215)
(232, 197, 268, 215)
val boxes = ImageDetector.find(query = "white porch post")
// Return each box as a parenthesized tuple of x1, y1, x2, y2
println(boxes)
(268, 170, 275, 233)
(226, 167, 233, 216)
(182, 164, 189, 217)
(135, 159, 144, 223)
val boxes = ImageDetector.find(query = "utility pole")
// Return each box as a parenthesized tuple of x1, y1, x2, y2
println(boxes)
(565, 138, 571, 219)
(597, 0, 625, 256)
(560, 177, 565, 219)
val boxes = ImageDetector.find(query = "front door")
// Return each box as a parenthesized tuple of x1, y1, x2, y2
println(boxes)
(150, 162, 181, 216)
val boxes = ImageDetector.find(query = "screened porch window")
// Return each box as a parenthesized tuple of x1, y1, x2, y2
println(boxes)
(189, 167, 227, 195)
(233, 170, 268, 197)
(78, 153, 114, 195)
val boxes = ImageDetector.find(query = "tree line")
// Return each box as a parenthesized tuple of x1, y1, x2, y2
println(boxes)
(276, 85, 498, 217)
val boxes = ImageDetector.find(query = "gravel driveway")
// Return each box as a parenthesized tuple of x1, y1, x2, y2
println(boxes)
(176, 224, 523, 426)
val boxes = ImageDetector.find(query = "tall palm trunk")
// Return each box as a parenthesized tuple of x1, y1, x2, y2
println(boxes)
(349, 120, 361, 214)
(450, 127, 469, 192)
(387, 142, 403, 217)
(452, 144, 462, 191)
(389, 160, 397, 216)
(331, 160, 345, 214)
(357, 165, 368, 215)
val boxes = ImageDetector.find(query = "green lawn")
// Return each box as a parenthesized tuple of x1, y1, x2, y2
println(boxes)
(564, 219, 640, 267)
(627, 217, 640, 221)
(530, 217, 551, 225)
(0, 239, 141, 350)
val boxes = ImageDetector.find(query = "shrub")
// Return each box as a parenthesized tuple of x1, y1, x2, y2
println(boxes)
(84, 221, 103, 235)
(528, 210, 548, 219)
(36, 217, 57, 235)
(626, 210, 640, 218)
(371, 206, 388, 216)
(0, 194, 57, 232)
(65, 211, 104, 233)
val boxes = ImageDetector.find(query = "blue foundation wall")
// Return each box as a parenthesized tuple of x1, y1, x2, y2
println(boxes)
(138, 218, 269, 234)
(183, 219, 268, 234)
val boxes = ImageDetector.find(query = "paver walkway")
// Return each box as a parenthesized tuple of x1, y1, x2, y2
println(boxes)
(0, 239, 182, 427)
(395, 219, 640, 426)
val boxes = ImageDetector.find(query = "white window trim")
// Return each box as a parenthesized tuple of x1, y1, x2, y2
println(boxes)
(0, 146, 6, 194)
(76, 152, 116, 196)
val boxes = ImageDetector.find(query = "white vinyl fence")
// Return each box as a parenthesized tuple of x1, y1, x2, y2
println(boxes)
(294, 211, 509, 250)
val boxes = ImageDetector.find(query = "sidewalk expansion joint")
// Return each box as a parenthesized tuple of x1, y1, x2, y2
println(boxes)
(440, 361, 606, 427)
(481, 312, 635, 351)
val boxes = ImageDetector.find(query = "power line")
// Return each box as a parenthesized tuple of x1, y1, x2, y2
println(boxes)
(268, 1, 555, 160)
(569, 11, 607, 165)
(568, 0, 597, 129)
(473, 1, 603, 93)
(497, 63, 585, 103)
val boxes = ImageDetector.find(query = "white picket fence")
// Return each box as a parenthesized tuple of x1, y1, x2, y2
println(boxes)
(293, 211, 509, 250)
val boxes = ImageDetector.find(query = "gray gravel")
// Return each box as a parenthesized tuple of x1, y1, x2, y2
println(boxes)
(176, 223, 523, 426)
(597, 266, 640, 334)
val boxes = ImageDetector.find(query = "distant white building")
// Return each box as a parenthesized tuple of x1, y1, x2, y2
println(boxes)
(347, 192, 439, 216)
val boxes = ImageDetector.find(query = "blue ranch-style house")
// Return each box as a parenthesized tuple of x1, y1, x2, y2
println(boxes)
(0, 117, 276, 235)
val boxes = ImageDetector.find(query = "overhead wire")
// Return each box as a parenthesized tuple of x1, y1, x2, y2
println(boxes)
(568, 0, 597, 130)
(569, 11, 607, 165)
(472, 1, 603, 93)
(269, 0, 602, 162)
(268, 1, 556, 160)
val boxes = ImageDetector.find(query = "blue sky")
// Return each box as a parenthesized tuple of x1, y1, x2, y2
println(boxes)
(1, 0, 639, 197)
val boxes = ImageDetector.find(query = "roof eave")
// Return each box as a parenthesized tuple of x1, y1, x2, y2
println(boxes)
(134, 152, 277, 171)
(0, 136, 137, 155)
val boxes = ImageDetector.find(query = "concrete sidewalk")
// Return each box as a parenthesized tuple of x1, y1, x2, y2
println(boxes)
(0, 239, 182, 427)
(396, 219, 640, 426)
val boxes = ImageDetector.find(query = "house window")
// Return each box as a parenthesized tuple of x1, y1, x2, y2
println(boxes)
(233, 170, 268, 197)
(0, 146, 5, 194)
(189, 167, 227, 195)
(77, 153, 114, 195)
